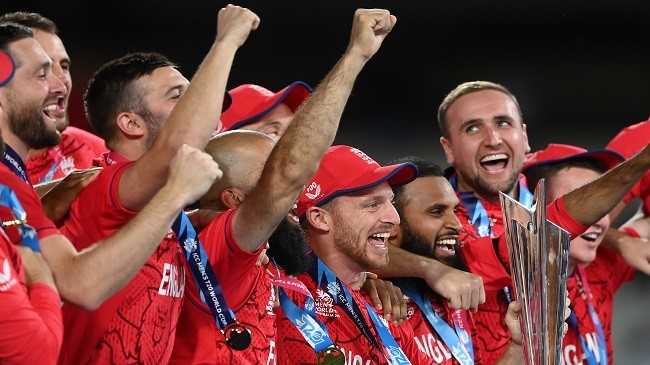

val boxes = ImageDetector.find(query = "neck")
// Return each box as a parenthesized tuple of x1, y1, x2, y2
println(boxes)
(311, 240, 368, 290)
(1, 132, 30, 161)
(109, 139, 146, 161)
(28, 147, 48, 159)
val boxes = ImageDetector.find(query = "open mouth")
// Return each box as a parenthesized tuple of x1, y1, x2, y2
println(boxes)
(480, 153, 509, 172)
(435, 237, 457, 257)
(368, 232, 389, 254)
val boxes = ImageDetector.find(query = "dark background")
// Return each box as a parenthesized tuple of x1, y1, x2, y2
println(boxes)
(2, 1, 649, 363)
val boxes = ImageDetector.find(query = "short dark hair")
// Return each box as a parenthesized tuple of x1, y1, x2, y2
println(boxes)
(0, 12, 58, 34)
(387, 156, 444, 214)
(83, 52, 177, 143)
(0, 22, 33, 54)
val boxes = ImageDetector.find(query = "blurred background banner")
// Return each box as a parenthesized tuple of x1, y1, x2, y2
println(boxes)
(2, 1, 648, 363)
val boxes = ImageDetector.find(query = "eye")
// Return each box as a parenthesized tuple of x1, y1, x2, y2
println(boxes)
(496, 120, 512, 128)
(465, 124, 479, 133)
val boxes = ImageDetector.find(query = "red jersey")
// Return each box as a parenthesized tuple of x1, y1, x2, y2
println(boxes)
(0, 230, 63, 365)
(26, 126, 107, 185)
(450, 172, 587, 364)
(169, 209, 277, 365)
(58, 161, 185, 365)
(606, 118, 650, 216)
(561, 246, 634, 365)
(0, 163, 59, 245)
(403, 286, 482, 364)
(276, 271, 430, 364)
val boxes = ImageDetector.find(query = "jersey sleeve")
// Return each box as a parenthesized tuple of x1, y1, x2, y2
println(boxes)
(0, 242, 63, 365)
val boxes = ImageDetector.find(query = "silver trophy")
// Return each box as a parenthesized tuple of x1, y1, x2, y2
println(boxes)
(499, 179, 570, 365)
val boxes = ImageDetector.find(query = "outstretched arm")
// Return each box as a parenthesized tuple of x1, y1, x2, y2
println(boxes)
(562, 143, 650, 227)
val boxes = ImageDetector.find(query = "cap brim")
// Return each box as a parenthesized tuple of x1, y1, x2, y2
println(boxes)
(523, 149, 624, 172)
(0, 50, 16, 87)
(315, 162, 418, 209)
(222, 90, 232, 112)
(229, 81, 312, 130)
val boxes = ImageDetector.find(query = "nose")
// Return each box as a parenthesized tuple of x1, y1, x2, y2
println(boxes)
(51, 65, 71, 93)
(383, 203, 401, 226)
(445, 212, 463, 232)
(482, 125, 503, 146)
(47, 70, 67, 96)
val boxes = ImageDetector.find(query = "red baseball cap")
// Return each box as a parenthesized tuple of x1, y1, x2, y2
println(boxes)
(297, 145, 419, 220)
(0, 50, 15, 87)
(606, 118, 650, 159)
(523, 143, 624, 172)
(218, 81, 312, 132)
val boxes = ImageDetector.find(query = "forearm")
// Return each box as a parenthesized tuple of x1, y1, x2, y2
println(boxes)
(266, 51, 367, 189)
(563, 146, 650, 226)
(155, 41, 238, 155)
(61, 184, 190, 309)
(376, 244, 440, 279)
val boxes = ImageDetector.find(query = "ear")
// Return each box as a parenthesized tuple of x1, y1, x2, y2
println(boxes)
(440, 136, 455, 165)
(305, 207, 331, 233)
(220, 187, 245, 209)
(522, 123, 531, 153)
(116, 112, 146, 139)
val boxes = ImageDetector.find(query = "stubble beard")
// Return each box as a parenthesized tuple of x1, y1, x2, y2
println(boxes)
(331, 215, 388, 272)
(8, 102, 61, 150)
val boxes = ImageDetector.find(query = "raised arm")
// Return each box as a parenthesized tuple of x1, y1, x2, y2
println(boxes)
(120, 5, 260, 211)
(234, 8, 398, 251)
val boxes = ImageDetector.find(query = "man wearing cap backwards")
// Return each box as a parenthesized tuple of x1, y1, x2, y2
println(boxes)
(0, 26, 221, 364)
(386, 156, 529, 364)
(0, 12, 108, 186)
(274, 144, 435, 364)
(379, 80, 650, 364)
(217, 81, 312, 140)
(169, 8, 400, 364)
(523, 143, 633, 365)
(49, 6, 260, 364)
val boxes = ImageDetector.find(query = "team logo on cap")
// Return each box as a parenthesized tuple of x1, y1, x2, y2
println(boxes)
(249, 84, 274, 97)
(304, 181, 322, 201)
(349, 147, 376, 165)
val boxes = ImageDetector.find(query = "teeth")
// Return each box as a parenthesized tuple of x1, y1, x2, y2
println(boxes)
(481, 154, 507, 163)
(436, 238, 456, 247)
(581, 232, 598, 241)
(44, 104, 57, 111)
(370, 232, 390, 243)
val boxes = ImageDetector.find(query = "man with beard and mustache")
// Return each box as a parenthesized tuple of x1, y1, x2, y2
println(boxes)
(0, 45, 62, 365)
(379, 81, 650, 364)
(0, 26, 223, 363)
(0, 12, 108, 186)
(170, 8, 399, 364)
(2, 7, 258, 364)
(387, 156, 526, 364)
(275, 144, 433, 364)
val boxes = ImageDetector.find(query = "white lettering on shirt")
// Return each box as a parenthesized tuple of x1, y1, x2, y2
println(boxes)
(158, 262, 185, 297)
